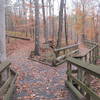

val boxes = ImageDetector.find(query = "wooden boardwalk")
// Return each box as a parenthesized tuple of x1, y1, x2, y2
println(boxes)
(8, 42, 77, 100)
(6, 40, 99, 100)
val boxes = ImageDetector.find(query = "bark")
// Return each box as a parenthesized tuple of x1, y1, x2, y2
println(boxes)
(29, 0, 34, 37)
(57, 0, 64, 48)
(52, 0, 55, 42)
(64, 0, 68, 45)
(42, 0, 48, 43)
(82, 4, 85, 35)
(48, 0, 52, 39)
(94, 4, 100, 42)
(0, 0, 6, 62)
(34, 0, 40, 56)
(22, 0, 27, 37)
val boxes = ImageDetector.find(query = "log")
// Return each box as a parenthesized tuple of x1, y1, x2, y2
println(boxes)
(6, 35, 30, 41)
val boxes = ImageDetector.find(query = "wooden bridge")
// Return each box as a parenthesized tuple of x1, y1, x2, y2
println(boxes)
(0, 39, 100, 100)
(53, 39, 100, 100)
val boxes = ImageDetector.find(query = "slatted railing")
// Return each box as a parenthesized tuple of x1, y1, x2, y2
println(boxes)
(52, 44, 80, 66)
(74, 44, 99, 64)
(0, 61, 17, 100)
(54, 44, 79, 58)
(65, 57, 100, 100)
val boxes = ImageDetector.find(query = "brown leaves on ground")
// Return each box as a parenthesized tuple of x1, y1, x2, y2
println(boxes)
(7, 40, 100, 100)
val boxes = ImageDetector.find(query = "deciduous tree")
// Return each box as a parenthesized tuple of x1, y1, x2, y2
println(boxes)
(34, 0, 40, 56)
(0, 0, 6, 62)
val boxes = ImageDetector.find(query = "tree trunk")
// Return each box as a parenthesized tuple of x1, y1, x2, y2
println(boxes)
(82, 3, 85, 38)
(42, 0, 48, 43)
(57, 0, 64, 48)
(94, 4, 100, 42)
(64, 0, 68, 45)
(34, 0, 40, 56)
(22, 0, 28, 37)
(52, 0, 55, 42)
(48, 0, 52, 39)
(0, 0, 6, 62)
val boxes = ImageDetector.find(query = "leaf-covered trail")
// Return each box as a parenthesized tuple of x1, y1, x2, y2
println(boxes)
(8, 41, 76, 100)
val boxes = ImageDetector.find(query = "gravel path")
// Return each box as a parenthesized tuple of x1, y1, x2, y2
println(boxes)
(8, 42, 77, 100)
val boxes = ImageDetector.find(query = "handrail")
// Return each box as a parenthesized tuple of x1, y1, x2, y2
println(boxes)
(54, 43, 79, 52)
(65, 57, 100, 100)
(66, 57, 100, 78)
(4, 72, 17, 100)
(74, 40, 99, 65)
(0, 61, 17, 100)
(74, 45, 97, 58)
(52, 43, 80, 66)
(52, 49, 79, 66)
(0, 61, 11, 73)
(84, 39, 99, 46)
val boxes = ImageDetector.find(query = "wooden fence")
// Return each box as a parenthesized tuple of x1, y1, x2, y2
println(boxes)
(52, 44, 80, 66)
(65, 57, 100, 100)
(54, 44, 79, 58)
(65, 40, 100, 100)
(0, 61, 17, 100)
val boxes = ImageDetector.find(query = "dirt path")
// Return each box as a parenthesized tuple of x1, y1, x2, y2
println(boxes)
(8, 41, 76, 100)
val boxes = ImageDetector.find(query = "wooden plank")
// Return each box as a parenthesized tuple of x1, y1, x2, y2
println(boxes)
(54, 43, 79, 52)
(70, 75, 100, 100)
(0, 76, 13, 95)
(0, 61, 11, 73)
(66, 57, 100, 78)
(3, 73, 17, 100)
(65, 81, 86, 100)
(6, 35, 30, 41)
(53, 49, 79, 66)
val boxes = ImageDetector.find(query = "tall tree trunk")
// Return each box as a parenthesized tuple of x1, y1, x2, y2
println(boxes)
(82, 3, 85, 39)
(34, 0, 40, 56)
(48, 0, 52, 39)
(52, 0, 55, 42)
(22, 0, 27, 37)
(42, 0, 48, 43)
(29, 0, 34, 37)
(95, 4, 100, 42)
(0, 0, 6, 62)
(57, 0, 64, 48)
(64, 0, 68, 45)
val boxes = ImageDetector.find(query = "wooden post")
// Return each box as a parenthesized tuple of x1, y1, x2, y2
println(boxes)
(89, 51, 92, 63)
(67, 62, 72, 83)
(92, 48, 95, 64)
(84, 72, 91, 100)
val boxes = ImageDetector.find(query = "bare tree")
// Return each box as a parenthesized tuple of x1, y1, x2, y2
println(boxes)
(0, 0, 6, 62)
(42, 0, 48, 43)
(22, 0, 28, 37)
(52, 0, 55, 42)
(64, 0, 68, 45)
(57, 0, 64, 48)
(34, 0, 40, 56)
(95, 3, 100, 42)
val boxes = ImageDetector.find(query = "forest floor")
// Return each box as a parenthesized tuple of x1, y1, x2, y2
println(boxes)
(7, 39, 100, 100)
(7, 40, 77, 100)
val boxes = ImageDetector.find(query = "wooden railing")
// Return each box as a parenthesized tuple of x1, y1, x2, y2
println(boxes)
(52, 44, 80, 66)
(54, 44, 79, 58)
(52, 39, 99, 66)
(65, 57, 100, 100)
(0, 61, 17, 100)
(74, 44, 99, 64)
